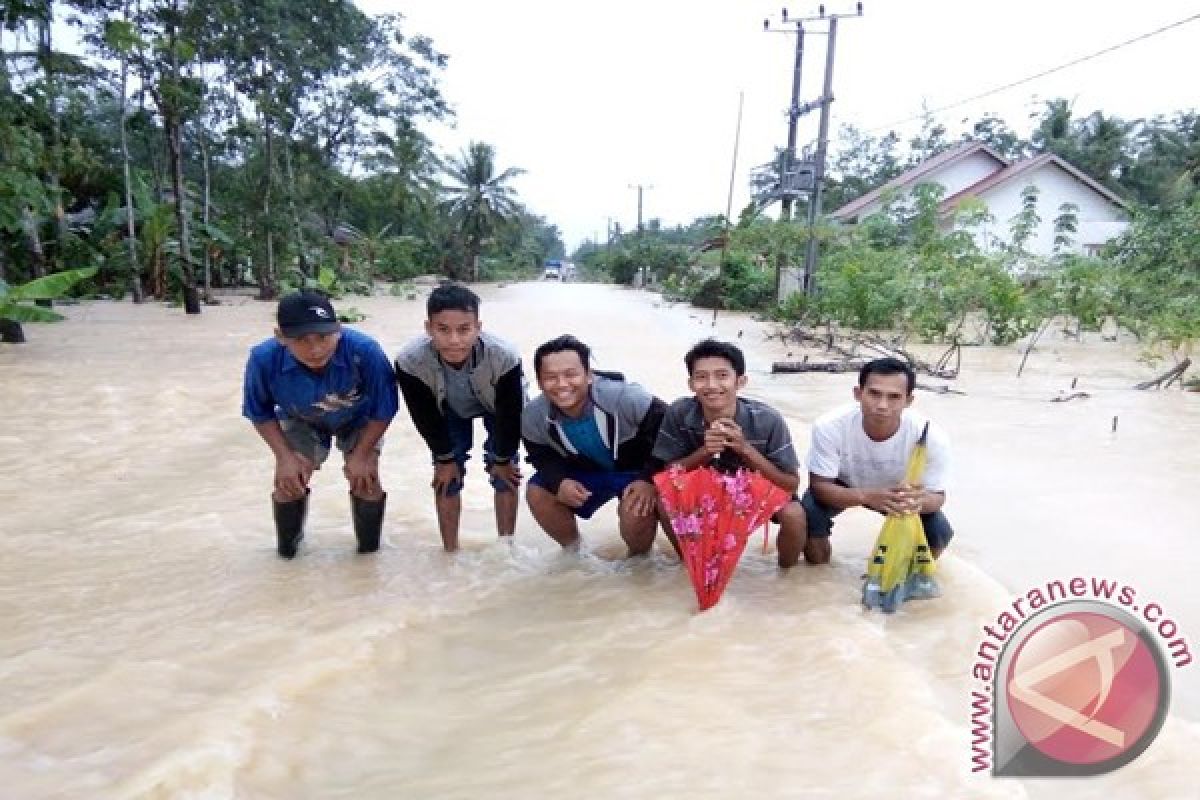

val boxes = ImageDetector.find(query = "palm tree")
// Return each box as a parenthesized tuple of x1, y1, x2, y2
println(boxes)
(366, 119, 443, 237)
(440, 141, 525, 281)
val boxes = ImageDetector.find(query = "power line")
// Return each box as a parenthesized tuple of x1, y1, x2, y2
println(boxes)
(865, 12, 1200, 133)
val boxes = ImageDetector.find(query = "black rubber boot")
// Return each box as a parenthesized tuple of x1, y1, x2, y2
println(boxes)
(351, 492, 387, 554)
(273, 490, 309, 559)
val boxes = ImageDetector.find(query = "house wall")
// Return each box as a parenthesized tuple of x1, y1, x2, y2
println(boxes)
(853, 151, 1003, 219)
(967, 164, 1129, 257)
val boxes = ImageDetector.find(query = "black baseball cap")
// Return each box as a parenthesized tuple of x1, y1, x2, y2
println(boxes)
(277, 290, 340, 337)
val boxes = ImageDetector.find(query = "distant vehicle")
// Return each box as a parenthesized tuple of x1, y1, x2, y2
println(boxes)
(543, 259, 563, 280)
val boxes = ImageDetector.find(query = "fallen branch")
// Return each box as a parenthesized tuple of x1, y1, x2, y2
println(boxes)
(775, 325, 959, 379)
(780, 326, 861, 360)
(771, 360, 860, 375)
(933, 342, 962, 377)
(1134, 358, 1192, 390)
(847, 333, 959, 379)
(1050, 390, 1091, 403)
(1017, 318, 1052, 378)
(916, 382, 966, 395)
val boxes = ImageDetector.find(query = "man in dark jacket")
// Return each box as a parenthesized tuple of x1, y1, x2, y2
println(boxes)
(395, 284, 526, 551)
(522, 335, 666, 556)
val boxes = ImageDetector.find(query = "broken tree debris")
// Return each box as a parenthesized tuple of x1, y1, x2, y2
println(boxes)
(771, 325, 961, 381)
(1133, 358, 1192, 390)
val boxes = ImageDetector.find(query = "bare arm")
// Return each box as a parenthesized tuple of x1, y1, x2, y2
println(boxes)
(254, 419, 293, 459)
(730, 437, 800, 494)
(344, 419, 391, 496)
(254, 420, 312, 499)
(673, 446, 716, 472)
(809, 473, 945, 515)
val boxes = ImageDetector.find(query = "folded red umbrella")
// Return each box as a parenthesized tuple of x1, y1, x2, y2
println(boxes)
(654, 464, 791, 611)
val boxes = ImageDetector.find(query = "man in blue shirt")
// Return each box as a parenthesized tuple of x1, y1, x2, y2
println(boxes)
(522, 335, 666, 556)
(242, 290, 398, 558)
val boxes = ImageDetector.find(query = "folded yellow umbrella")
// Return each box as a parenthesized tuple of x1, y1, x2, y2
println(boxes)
(863, 422, 938, 613)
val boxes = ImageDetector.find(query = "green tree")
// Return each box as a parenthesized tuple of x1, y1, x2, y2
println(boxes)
(1108, 198, 1200, 355)
(440, 141, 525, 281)
(968, 113, 1027, 161)
(0, 266, 97, 342)
(825, 124, 904, 210)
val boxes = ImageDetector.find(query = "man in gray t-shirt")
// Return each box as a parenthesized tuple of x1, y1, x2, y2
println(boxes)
(651, 339, 808, 568)
(653, 395, 798, 475)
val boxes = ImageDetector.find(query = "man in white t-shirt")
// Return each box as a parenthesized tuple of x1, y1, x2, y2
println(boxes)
(800, 357, 954, 565)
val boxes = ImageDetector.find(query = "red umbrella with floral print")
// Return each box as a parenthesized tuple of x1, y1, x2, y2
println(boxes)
(654, 465, 791, 611)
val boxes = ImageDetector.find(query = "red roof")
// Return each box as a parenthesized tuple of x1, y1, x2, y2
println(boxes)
(938, 153, 1129, 213)
(830, 141, 1008, 221)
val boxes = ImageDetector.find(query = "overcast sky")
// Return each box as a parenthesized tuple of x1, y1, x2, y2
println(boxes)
(359, 0, 1199, 250)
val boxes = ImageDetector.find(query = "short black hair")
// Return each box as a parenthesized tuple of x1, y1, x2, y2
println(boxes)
(685, 338, 745, 376)
(427, 283, 480, 317)
(858, 357, 916, 394)
(534, 334, 591, 376)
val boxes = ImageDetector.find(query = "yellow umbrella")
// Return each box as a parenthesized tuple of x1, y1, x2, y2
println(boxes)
(863, 422, 937, 613)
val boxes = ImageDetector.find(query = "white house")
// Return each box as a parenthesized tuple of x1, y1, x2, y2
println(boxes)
(830, 141, 1130, 258)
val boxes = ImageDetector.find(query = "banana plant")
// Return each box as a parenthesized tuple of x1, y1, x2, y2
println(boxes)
(0, 267, 98, 343)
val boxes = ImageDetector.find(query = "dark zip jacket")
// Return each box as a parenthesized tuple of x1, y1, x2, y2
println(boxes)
(521, 375, 666, 493)
(395, 331, 526, 461)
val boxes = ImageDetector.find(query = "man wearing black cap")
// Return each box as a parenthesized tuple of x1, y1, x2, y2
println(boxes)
(242, 289, 399, 558)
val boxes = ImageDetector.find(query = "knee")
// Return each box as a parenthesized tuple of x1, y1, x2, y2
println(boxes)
(804, 537, 831, 565)
(625, 535, 654, 557)
(776, 502, 807, 533)
(777, 547, 801, 569)
(526, 484, 556, 512)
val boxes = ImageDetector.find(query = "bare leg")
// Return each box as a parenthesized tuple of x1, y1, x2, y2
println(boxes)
(494, 488, 518, 538)
(655, 499, 683, 559)
(618, 503, 658, 557)
(775, 501, 807, 568)
(346, 451, 385, 503)
(526, 485, 580, 548)
(435, 492, 461, 552)
(803, 536, 831, 565)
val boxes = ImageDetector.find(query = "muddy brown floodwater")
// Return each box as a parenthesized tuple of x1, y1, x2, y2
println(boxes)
(1, 281, 1196, 799)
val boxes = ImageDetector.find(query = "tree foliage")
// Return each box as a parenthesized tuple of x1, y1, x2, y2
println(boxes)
(0, 0, 561, 323)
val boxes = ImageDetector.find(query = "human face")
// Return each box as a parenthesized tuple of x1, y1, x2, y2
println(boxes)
(537, 350, 592, 417)
(278, 330, 340, 371)
(688, 356, 746, 417)
(853, 372, 913, 433)
(426, 309, 481, 366)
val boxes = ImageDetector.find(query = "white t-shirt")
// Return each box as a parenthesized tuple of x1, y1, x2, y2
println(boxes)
(806, 404, 951, 491)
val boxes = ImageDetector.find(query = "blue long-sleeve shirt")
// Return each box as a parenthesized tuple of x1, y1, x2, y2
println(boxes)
(242, 328, 398, 432)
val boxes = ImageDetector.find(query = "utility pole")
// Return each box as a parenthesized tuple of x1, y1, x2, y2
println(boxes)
(628, 183, 653, 236)
(763, 11, 807, 301)
(802, 10, 850, 296)
(721, 91, 746, 262)
(764, 4, 863, 299)
(627, 183, 653, 287)
(777, 17, 805, 223)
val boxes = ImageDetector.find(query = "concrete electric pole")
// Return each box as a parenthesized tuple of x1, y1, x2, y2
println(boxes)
(628, 183, 653, 236)
(764, 3, 863, 298)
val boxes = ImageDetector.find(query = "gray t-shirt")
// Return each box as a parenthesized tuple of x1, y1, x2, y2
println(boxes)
(652, 396, 799, 474)
(442, 362, 487, 419)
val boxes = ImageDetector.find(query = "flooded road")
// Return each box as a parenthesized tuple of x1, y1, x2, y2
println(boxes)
(1, 281, 1197, 798)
